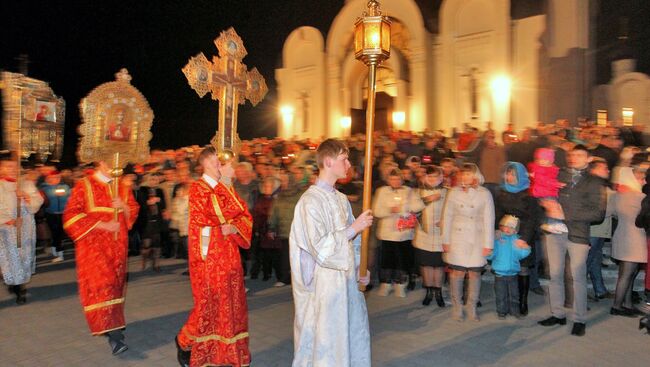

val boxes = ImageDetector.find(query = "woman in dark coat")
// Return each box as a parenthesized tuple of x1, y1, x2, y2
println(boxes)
(494, 161, 540, 315)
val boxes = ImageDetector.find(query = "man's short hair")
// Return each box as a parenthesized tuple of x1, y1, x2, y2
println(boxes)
(237, 161, 254, 172)
(588, 158, 607, 171)
(572, 144, 590, 155)
(316, 139, 349, 169)
(197, 146, 217, 167)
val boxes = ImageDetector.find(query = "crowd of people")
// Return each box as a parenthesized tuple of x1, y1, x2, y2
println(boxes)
(2, 118, 650, 360)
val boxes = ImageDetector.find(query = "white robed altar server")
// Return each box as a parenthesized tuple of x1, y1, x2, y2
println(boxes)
(0, 159, 43, 303)
(290, 139, 374, 367)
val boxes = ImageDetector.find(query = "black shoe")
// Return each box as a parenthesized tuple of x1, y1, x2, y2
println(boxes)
(108, 338, 128, 355)
(632, 291, 641, 304)
(433, 287, 445, 308)
(639, 316, 650, 333)
(477, 300, 482, 308)
(422, 287, 433, 306)
(498, 313, 507, 320)
(364, 283, 374, 292)
(624, 306, 644, 316)
(610, 307, 637, 318)
(15, 285, 26, 305)
(530, 287, 545, 296)
(571, 322, 586, 336)
(181, 270, 189, 276)
(175, 336, 191, 367)
(538, 316, 566, 326)
(597, 291, 614, 300)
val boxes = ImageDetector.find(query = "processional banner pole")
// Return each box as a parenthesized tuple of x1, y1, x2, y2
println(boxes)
(354, 0, 391, 291)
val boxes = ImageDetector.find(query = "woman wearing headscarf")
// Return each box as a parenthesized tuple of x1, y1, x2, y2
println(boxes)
(412, 165, 447, 307)
(442, 163, 495, 321)
(494, 162, 540, 316)
(610, 165, 648, 317)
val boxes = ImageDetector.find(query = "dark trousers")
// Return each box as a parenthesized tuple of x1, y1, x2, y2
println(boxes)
(45, 213, 65, 252)
(279, 239, 291, 284)
(178, 236, 188, 260)
(494, 275, 520, 315)
(250, 234, 263, 278)
(262, 248, 281, 280)
(380, 240, 412, 283)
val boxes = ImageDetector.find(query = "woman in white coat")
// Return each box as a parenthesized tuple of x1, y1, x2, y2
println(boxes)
(442, 163, 494, 321)
(373, 168, 425, 298)
(413, 165, 447, 307)
(610, 165, 647, 317)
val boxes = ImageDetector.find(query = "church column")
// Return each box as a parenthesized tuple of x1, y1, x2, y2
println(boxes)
(327, 57, 343, 137)
(542, 0, 593, 123)
(409, 47, 427, 133)
(395, 79, 408, 130)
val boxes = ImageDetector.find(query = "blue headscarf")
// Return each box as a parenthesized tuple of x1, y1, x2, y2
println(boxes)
(501, 161, 530, 193)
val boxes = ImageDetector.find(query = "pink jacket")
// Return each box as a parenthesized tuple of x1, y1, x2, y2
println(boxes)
(528, 162, 560, 198)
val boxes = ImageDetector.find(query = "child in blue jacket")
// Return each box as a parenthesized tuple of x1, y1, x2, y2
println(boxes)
(488, 215, 531, 319)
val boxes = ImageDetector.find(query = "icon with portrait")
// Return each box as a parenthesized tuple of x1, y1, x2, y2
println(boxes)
(105, 105, 132, 142)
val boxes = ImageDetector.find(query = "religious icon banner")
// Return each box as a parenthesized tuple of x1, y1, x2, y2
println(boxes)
(77, 69, 153, 166)
(0, 72, 66, 161)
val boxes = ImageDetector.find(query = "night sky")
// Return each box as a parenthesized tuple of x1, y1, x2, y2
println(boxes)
(1, 0, 649, 164)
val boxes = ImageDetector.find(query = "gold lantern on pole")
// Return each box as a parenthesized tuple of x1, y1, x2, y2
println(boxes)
(354, 0, 391, 290)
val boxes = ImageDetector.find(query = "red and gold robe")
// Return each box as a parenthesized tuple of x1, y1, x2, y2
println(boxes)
(177, 178, 253, 367)
(63, 174, 138, 335)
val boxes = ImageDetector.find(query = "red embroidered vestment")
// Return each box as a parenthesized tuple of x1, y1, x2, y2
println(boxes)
(63, 175, 139, 335)
(178, 179, 253, 367)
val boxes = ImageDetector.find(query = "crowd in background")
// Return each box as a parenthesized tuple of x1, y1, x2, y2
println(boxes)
(3, 117, 650, 332)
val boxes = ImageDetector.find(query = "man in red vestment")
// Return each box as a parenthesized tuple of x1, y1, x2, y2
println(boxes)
(176, 146, 253, 367)
(63, 161, 138, 355)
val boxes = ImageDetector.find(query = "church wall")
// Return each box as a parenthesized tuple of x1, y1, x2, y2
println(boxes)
(438, 0, 511, 134)
(512, 15, 545, 131)
(610, 72, 650, 124)
(276, 27, 327, 139)
(539, 0, 593, 124)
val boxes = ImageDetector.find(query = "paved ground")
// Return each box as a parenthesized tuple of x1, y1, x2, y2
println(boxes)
(1, 247, 647, 367)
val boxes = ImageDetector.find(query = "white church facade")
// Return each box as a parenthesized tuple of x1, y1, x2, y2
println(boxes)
(275, 0, 599, 139)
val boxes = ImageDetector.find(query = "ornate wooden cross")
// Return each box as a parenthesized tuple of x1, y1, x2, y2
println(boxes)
(182, 27, 268, 152)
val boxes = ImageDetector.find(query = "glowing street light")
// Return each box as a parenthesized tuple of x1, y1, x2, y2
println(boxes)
(392, 111, 405, 129)
(340, 116, 352, 129)
(490, 75, 511, 105)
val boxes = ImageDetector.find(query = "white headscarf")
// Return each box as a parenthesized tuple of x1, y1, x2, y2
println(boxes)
(616, 166, 642, 193)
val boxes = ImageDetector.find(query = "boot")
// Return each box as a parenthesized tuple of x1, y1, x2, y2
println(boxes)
(449, 275, 464, 321)
(377, 283, 393, 297)
(407, 274, 417, 291)
(152, 248, 161, 272)
(106, 330, 128, 355)
(433, 287, 445, 308)
(518, 275, 530, 316)
(466, 275, 481, 321)
(394, 283, 407, 298)
(422, 287, 433, 306)
(16, 284, 26, 305)
(175, 336, 191, 367)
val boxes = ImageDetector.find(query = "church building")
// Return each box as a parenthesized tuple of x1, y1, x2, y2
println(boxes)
(275, 0, 597, 138)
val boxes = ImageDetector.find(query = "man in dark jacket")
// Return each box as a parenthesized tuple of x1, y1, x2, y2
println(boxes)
(538, 145, 606, 337)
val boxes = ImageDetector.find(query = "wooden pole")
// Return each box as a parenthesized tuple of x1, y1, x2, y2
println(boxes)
(112, 152, 120, 240)
(358, 62, 378, 291)
(15, 83, 23, 249)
